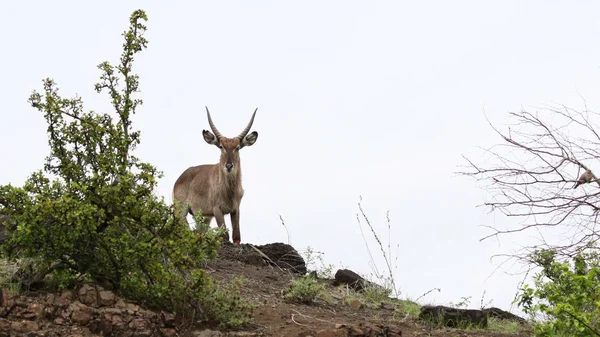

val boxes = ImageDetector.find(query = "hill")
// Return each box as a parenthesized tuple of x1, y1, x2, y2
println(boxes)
(0, 241, 531, 337)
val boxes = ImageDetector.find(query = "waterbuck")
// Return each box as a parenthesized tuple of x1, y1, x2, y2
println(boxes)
(172, 107, 258, 246)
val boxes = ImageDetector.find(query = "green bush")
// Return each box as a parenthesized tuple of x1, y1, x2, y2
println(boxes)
(284, 275, 326, 304)
(516, 248, 600, 337)
(0, 9, 253, 327)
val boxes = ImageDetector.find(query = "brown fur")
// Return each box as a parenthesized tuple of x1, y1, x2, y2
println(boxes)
(172, 109, 258, 245)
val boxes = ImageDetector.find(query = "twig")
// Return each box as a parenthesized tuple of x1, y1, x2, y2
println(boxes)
(290, 313, 310, 326)
(290, 309, 336, 325)
(278, 214, 291, 245)
(415, 287, 441, 303)
(564, 310, 600, 336)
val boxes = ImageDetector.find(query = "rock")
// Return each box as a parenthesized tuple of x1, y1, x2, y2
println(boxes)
(53, 296, 71, 309)
(77, 284, 98, 307)
(60, 290, 75, 301)
(349, 299, 363, 310)
(255, 243, 307, 274)
(88, 317, 113, 335)
(130, 318, 152, 336)
(0, 289, 14, 317)
(0, 318, 9, 337)
(160, 327, 177, 337)
(133, 329, 154, 337)
(19, 303, 43, 320)
(11, 320, 39, 333)
(350, 326, 365, 335)
(333, 269, 383, 293)
(316, 329, 338, 337)
(98, 290, 116, 307)
(161, 311, 176, 327)
(380, 302, 396, 311)
(419, 305, 487, 328)
(68, 301, 94, 325)
(483, 307, 526, 323)
(193, 329, 223, 337)
(124, 302, 140, 313)
(43, 305, 56, 319)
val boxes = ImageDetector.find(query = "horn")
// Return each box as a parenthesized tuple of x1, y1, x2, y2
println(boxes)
(237, 108, 258, 140)
(205, 106, 223, 139)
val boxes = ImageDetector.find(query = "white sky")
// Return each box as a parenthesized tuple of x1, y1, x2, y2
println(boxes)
(2, 1, 600, 313)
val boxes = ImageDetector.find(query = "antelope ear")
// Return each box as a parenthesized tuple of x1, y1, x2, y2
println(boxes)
(203, 130, 219, 146)
(241, 131, 258, 148)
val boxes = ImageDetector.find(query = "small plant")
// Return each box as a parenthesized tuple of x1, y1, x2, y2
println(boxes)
(359, 280, 393, 305)
(303, 246, 336, 279)
(486, 317, 530, 334)
(397, 299, 421, 317)
(3, 281, 21, 296)
(284, 275, 326, 304)
(200, 277, 256, 329)
(48, 267, 80, 292)
(450, 296, 472, 309)
(0, 257, 50, 292)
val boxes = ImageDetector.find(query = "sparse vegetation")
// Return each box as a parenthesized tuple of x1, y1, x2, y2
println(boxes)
(487, 317, 528, 334)
(302, 246, 336, 279)
(200, 277, 256, 329)
(356, 196, 400, 299)
(284, 275, 327, 304)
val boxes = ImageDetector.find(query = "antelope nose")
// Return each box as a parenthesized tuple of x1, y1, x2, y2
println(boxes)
(226, 163, 233, 171)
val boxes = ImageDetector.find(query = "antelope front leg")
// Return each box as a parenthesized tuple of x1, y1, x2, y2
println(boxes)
(212, 206, 230, 242)
(231, 209, 241, 246)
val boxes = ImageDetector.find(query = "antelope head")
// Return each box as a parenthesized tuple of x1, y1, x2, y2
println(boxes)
(202, 106, 258, 174)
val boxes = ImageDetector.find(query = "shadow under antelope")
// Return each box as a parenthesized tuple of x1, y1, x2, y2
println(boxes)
(172, 107, 258, 246)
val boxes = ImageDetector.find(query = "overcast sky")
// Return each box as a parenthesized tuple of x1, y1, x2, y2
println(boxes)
(2, 1, 600, 313)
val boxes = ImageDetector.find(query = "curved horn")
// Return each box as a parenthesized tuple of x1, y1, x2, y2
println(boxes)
(237, 108, 258, 140)
(205, 106, 224, 139)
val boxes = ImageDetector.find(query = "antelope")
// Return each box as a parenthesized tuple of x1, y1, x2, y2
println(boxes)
(172, 107, 258, 246)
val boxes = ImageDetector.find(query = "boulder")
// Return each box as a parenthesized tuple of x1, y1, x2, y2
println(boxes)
(419, 305, 487, 328)
(218, 242, 307, 274)
(333, 269, 384, 293)
(255, 243, 307, 274)
(483, 307, 526, 323)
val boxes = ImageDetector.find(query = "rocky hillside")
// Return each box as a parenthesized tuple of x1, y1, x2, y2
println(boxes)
(0, 242, 531, 337)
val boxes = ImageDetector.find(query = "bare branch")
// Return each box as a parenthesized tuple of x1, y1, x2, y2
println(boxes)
(460, 106, 600, 260)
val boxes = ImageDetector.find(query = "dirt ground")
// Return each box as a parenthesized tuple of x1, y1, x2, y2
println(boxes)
(193, 243, 532, 337)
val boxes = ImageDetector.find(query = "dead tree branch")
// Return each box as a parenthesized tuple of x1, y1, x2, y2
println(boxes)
(459, 106, 600, 259)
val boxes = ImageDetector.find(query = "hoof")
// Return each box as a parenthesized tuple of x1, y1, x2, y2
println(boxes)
(233, 240, 241, 246)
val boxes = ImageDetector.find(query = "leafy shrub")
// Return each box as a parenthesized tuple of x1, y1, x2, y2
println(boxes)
(516, 248, 600, 337)
(200, 277, 256, 329)
(284, 275, 326, 304)
(0, 9, 253, 327)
